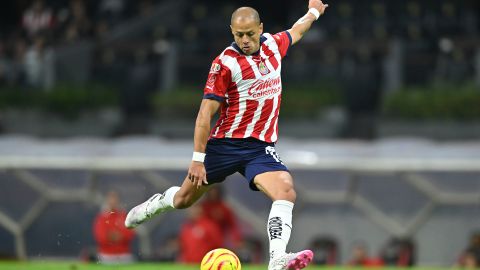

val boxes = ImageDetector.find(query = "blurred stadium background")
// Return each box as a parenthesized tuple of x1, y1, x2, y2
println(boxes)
(0, 0, 480, 268)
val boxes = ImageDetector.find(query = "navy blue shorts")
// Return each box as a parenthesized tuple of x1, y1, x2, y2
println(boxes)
(204, 138, 289, 191)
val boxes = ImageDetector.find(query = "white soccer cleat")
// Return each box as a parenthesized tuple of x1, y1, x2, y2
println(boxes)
(124, 193, 172, 228)
(268, 250, 314, 270)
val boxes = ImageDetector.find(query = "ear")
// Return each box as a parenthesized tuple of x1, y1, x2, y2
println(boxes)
(259, 23, 264, 34)
(230, 25, 234, 34)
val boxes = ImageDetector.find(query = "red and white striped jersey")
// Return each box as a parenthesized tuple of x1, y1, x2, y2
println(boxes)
(203, 31, 292, 143)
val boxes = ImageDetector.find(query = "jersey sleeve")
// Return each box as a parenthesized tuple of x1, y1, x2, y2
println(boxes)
(272, 31, 292, 58)
(203, 57, 232, 102)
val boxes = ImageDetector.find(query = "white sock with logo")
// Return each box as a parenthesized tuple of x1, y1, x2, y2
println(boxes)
(267, 200, 294, 260)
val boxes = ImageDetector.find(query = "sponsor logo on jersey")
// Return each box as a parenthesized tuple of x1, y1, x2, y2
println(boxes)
(247, 77, 281, 99)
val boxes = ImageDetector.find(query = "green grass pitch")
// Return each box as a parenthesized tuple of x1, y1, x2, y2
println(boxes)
(0, 261, 454, 270)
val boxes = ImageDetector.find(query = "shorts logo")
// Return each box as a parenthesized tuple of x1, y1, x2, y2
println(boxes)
(265, 146, 283, 164)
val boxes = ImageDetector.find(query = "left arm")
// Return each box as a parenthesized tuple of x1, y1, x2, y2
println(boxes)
(288, 0, 329, 45)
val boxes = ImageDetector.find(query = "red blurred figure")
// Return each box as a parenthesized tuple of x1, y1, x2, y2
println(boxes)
(456, 232, 480, 269)
(347, 243, 384, 267)
(93, 191, 136, 264)
(201, 186, 243, 248)
(179, 204, 223, 263)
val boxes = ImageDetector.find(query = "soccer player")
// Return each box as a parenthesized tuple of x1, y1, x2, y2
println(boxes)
(125, 1, 328, 269)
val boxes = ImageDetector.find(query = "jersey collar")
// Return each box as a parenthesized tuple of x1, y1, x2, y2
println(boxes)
(231, 35, 267, 56)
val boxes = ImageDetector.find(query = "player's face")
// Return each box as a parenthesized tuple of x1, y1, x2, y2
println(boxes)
(231, 19, 263, 55)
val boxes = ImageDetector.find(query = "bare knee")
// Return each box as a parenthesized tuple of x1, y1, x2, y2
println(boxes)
(270, 173, 297, 202)
(257, 172, 297, 202)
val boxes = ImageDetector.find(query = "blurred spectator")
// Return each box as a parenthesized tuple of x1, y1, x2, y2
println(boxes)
(436, 1, 460, 37)
(12, 38, 28, 85)
(22, 0, 54, 38)
(308, 236, 338, 265)
(201, 185, 243, 249)
(457, 232, 480, 269)
(93, 191, 136, 264)
(380, 237, 416, 266)
(93, 48, 124, 83)
(459, 248, 480, 269)
(0, 36, 27, 87)
(61, 0, 93, 43)
(341, 43, 382, 139)
(333, 2, 355, 42)
(317, 46, 340, 82)
(115, 48, 156, 135)
(369, 2, 389, 42)
(94, 19, 110, 41)
(138, 0, 154, 18)
(24, 34, 55, 89)
(97, 0, 127, 25)
(178, 204, 222, 263)
(347, 242, 384, 267)
(433, 38, 471, 84)
(201, 186, 262, 263)
(0, 39, 7, 84)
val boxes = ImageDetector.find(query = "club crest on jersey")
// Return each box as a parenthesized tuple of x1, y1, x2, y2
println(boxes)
(258, 61, 270, 75)
(210, 63, 221, 74)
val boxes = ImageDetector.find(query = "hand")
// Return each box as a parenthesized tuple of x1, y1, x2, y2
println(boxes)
(309, 0, 329, 15)
(188, 161, 208, 188)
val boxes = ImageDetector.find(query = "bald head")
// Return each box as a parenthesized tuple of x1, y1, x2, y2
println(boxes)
(231, 7, 261, 25)
(230, 6, 263, 55)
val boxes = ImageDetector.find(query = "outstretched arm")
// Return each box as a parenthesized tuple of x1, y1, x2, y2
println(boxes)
(288, 0, 328, 45)
(188, 98, 221, 188)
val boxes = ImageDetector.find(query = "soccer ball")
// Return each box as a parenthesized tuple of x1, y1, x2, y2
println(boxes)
(200, 248, 241, 270)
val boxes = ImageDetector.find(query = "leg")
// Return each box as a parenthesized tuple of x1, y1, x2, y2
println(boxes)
(254, 171, 313, 270)
(254, 171, 296, 202)
(125, 175, 210, 228)
(254, 171, 295, 260)
(173, 176, 211, 209)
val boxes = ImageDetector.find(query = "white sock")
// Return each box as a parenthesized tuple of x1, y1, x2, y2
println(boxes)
(267, 200, 294, 260)
(145, 186, 180, 215)
(163, 186, 181, 208)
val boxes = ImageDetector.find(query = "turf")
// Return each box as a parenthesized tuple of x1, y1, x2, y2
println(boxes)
(0, 261, 454, 270)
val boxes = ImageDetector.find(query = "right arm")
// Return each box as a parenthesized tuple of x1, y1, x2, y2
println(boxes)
(188, 98, 221, 188)
(288, 0, 328, 45)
